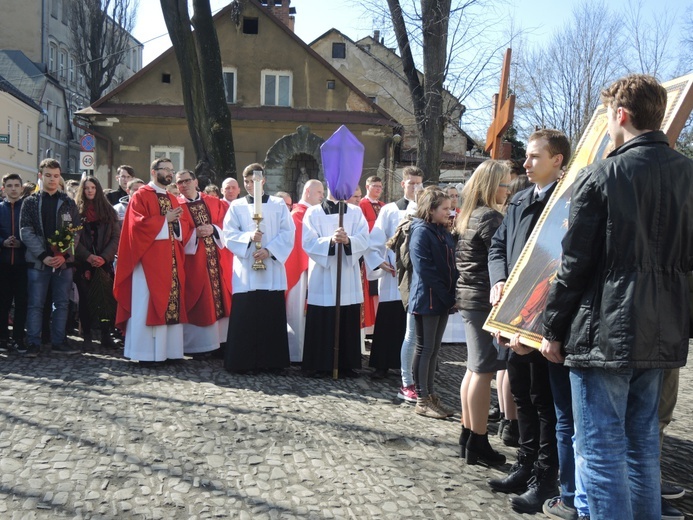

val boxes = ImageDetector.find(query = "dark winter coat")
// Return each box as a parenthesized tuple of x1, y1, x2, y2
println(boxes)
(408, 218, 458, 315)
(0, 197, 26, 265)
(542, 131, 693, 369)
(455, 205, 504, 312)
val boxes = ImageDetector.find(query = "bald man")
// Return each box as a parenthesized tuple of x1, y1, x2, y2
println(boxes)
(285, 179, 325, 361)
(221, 177, 240, 203)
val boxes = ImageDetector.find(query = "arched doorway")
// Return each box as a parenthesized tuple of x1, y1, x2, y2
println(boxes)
(284, 153, 320, 203)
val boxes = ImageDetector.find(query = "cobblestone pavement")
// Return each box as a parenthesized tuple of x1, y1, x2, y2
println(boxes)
(0, 340, 691, 519)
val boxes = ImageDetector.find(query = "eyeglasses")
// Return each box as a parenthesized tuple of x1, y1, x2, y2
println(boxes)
(176, 178, 193, 185)
(156, 167, 175, 173)
(499, 183, 510, 188)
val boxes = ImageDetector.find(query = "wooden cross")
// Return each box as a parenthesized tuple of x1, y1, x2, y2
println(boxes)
(485, 48, 516, 159)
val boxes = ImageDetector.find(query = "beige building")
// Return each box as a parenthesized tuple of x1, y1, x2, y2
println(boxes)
(0, 74, 41, 177)
(0, 0, 143, 173)
(77, 0, 400, 199)
(311, 29, 482, 186)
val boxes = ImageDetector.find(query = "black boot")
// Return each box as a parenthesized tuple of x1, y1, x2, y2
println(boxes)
(502, 419, 520, 447)
(466, 432, 506, 466)
(458, 427, 471, 458)
(100, 327, 115, 348)
(488, 452, 533, 493)
(498, 418, 509, 438)
(510, 463, 559, 513)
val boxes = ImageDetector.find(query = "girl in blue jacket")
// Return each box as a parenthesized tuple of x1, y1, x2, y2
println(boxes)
(408, 188, 458, 419)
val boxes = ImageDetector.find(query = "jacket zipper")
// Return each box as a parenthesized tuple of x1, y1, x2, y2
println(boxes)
(429, 288, 433, 310)
(10, 201, 15, 265)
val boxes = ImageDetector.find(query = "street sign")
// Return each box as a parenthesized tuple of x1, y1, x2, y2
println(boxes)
(80, 152, 95, 170)
(80, 133, 95, 152)
(0, 134, 9, 144)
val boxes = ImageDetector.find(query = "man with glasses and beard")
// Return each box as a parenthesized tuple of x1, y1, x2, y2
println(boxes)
(114, 158, 192, 365)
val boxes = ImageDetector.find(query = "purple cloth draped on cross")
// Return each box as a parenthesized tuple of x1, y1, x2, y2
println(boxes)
(320, 125, 365, 379)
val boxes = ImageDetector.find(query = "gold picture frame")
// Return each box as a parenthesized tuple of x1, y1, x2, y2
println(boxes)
(483, 73, 693, 348)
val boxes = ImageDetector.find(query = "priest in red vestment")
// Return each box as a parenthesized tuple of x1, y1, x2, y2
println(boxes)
(176, 170, 233, 355)
(358, 175, 385, 331)
(114, 158, 193, 363)
(285, 179, 324, 362)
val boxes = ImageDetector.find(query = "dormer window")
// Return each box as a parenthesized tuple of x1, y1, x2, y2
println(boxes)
(243, 17, 259, 34)
(332, 43, 346, 59)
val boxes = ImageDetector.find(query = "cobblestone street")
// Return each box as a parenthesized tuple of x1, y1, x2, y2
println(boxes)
(0, 341, 691, 519)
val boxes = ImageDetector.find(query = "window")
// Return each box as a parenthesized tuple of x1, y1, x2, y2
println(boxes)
(69, 56, 75, 83)
(17, 122, 22, 150)
(161, 73, 171, 84)
(26, 127, 32, 154)
(326, 80, 336, 90)
(59, 51, 67, 79)
(61, 0, 68, 24)
(49, 44, 56, 72)
(55, 106, 62, 131)
(261, 70, 292, 107)
(51, 0, 59, 18)
(243, 17, 259, 34)
(332, 43, 346, 59)
(151, 146, 184, 172)
(223, 68, 237, 103)
(45, 101, 52, 127)
(7, 117, 12, 147)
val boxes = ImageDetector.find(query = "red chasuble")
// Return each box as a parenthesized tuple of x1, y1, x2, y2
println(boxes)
(359, 197, 385, 231)
(179, 193, 233, 327)
(114, 185, 192, 333)
(285, 203, 309, 294)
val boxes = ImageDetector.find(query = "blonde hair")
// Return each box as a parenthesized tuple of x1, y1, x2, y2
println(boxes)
(455, 160, 510, 234)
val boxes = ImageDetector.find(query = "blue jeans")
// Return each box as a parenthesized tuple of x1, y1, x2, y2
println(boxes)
(400, 312, 417, 386)
(570, 367, 662, 520)
(547, 362, 588, 516)
(26, 266, 73, 346)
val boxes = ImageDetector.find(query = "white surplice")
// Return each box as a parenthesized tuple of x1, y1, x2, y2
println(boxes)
(302, 202, 370, 307)
(222, 195, 295, 293)
(286, 270, 308, 361)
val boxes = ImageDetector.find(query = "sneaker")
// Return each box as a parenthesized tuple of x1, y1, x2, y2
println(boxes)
(430, 393, 455, 417)
(661, 481, 685, 500)
(51, 343, 80, 355)
(543, 496, 578, 520)
(415, 396, 448, 419)
(661, 499, 684, 520)
(23, 343, 39, 358)
(397, 385, 418, 403)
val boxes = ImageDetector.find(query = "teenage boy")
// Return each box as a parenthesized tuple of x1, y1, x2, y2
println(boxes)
(488, 129, 571, 514)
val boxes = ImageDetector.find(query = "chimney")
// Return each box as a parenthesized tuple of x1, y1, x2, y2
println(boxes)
(373, 30, 380, 42)
(262, 0, 296, 32)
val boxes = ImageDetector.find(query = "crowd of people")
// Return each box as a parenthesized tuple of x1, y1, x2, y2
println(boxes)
(0, 74, 691, 520)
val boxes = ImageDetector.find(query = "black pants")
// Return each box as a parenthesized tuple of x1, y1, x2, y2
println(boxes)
(507, 350, 558, 469)
(413, 313, 448, 399)
(0, 263, 28, 342)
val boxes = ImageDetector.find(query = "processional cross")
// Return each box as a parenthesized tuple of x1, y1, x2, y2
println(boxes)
(485, 48, 516, 159)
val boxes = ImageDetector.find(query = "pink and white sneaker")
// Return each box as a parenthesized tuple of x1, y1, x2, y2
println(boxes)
(397, 385, 418, 403)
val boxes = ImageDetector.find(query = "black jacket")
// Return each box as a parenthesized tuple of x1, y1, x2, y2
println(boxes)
(488, 184, 555, 287)
(408, 218, 458, 314)
(455, 205, 504, 312)
(0, 197, 27, 265)
(542, 131, 693, 369)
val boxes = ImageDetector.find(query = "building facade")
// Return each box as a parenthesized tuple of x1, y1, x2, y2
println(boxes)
(77, 0, 400, 197)
(0, 74, 41, 177)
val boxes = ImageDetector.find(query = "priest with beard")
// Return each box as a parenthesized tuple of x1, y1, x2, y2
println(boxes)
(222, 163, 295, 373)
(175, 169, 233, 356)
(301, 190, 370, 377)
(114, 158, 193, 364)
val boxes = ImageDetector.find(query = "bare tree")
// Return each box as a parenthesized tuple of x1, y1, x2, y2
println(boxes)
(621, 0, 677, 79)
(514, 1, 625, 147)
(159, 0, 236, 184)
(69, 0, 138, 104)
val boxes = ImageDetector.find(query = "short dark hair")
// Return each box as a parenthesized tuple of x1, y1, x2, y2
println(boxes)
(528, 129, 572, 168)
(118, 165, 135, 176)
(176, 169, 196, 180)
(365, 175, 382, 185)
(151, 157, 172, 171)
(242, 163, 264, 179)
(39, 158, 61, 173)
(601, 74, 667, 131)
(2, 173, 22, 185)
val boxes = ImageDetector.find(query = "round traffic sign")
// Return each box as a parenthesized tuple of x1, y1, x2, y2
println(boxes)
(80, 134, 95, 152)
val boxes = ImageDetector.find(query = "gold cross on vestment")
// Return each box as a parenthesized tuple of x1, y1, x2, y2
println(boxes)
(485, 48, 516, 159)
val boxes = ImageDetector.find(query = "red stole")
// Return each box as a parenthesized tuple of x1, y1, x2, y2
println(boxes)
(285, 203, 309, 294)
(359, 198, 385, 231)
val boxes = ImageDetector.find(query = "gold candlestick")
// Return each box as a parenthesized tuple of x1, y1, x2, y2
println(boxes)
(252, 214, 266, 271)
